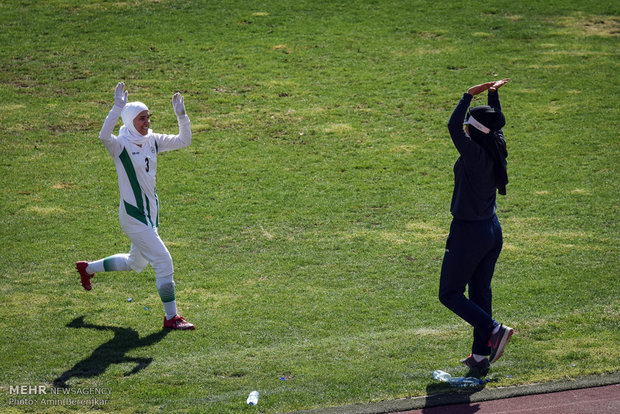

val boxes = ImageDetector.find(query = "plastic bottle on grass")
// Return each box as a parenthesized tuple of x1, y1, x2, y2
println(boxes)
(455, 377, 484, 387)
(247, 391, 259, 405)
(433, 370, 483, 387)
(433, 370, 452, 382)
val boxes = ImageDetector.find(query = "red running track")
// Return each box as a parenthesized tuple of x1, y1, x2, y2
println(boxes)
(401, 383, 620, 414)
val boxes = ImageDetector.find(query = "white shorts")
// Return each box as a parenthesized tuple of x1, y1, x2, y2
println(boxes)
(126, 227, 174, 278)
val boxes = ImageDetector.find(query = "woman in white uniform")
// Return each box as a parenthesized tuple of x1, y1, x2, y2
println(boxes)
(76, 82, 194, 330)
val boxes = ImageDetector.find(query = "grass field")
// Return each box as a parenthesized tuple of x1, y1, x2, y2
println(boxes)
(0, 0, 618, 412)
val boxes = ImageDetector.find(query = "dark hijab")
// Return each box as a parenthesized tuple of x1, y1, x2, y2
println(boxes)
(466, 105, 509, 195)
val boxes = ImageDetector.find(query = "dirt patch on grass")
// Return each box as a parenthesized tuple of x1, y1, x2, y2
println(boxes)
(552, 14, 620, 37)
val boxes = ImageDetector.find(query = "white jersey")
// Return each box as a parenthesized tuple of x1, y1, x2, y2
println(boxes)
(99, 106, 191, 234)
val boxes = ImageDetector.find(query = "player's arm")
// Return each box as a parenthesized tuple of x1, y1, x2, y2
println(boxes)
(488, 78, 509, 112)
(447, 92, 474, 156)
(99, 82, 127, 153)
(156, 92, 191, 152)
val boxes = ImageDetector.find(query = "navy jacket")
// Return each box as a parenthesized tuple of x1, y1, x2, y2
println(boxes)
(447, 92, 503, 220)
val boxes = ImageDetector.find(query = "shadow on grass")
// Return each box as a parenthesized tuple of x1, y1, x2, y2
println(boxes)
(53, 316, 170, 388)
(421, 380, 486, 413)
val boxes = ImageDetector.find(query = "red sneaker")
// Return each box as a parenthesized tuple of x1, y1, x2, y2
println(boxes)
(76, 261, 94, 291)
(163, 315, 195, 330)
(489, 324, 514, 363)
(460, 354, 490, 376)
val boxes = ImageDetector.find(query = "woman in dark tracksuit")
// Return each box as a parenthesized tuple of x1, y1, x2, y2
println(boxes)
(439, 79, 513, 376)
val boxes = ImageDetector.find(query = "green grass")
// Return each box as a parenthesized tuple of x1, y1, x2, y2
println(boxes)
(0, 0, 618, 412)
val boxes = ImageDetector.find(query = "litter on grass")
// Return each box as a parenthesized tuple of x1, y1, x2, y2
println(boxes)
(432, 370, 485, 387)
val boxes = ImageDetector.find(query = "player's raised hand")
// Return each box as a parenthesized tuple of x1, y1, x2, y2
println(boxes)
(172, 92, 186, 117)
(489, 78, 510, 92)
(114, 82, 128, 108)
(467, 81, 496, 96)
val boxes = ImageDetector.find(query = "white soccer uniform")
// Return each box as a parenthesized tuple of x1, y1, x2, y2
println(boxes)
(99, 105, 191, 234)
(98, 105, 191, 277)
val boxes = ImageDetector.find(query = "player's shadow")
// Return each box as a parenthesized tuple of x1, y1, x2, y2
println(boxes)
(421, 376, 487, 413)
(53, 316, 170, 388)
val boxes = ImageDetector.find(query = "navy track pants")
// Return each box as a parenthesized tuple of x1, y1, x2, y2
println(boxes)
(439, 215, 503, 355)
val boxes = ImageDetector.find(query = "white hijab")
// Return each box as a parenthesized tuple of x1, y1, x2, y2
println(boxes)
(119, 101, 151, 145)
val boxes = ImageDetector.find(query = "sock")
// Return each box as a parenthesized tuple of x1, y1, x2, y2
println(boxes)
(492, 324, 501, 335)
(157, 276, 177, 320)
(472, 353, 487, 362)
(163, 301, 178, 320)
(86, 254, 130, 273)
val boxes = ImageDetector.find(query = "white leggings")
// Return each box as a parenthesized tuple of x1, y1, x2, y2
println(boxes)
(126, 227, 174, 287)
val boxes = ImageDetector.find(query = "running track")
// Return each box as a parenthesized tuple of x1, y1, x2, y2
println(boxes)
(402, 383, 620, 414)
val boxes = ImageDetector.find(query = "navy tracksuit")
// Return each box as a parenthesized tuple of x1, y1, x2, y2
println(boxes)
(439, 92, 504, 356)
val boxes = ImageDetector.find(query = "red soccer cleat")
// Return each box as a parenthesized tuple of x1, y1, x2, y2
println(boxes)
(163, 315, 195, 330)
(76, 261, 94, 291)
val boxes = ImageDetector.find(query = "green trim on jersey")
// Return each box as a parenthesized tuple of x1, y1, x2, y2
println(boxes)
(155, 189, 160, 227)
(119, 147, 149, 226)
(145, 196, 153, 226)
(124, 201, 148, 226)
